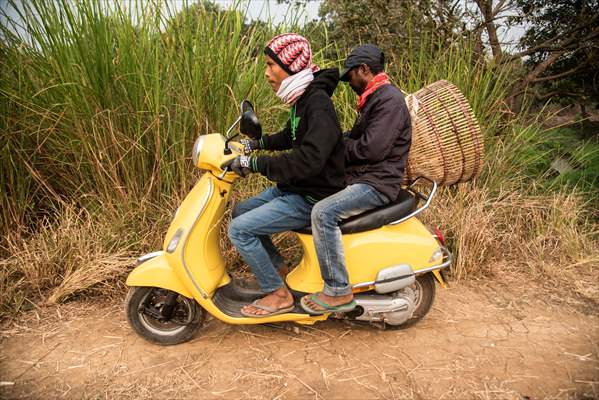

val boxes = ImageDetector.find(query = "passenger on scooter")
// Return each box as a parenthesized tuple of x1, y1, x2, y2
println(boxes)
(224, 33, 345, 317)
(300, 44, 412, 314)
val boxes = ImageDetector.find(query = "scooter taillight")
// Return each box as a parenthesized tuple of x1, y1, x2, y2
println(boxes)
(433, 227, 445, 246)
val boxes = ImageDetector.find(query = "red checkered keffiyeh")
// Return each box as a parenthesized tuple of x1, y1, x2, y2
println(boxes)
(265, 33, 319, 75)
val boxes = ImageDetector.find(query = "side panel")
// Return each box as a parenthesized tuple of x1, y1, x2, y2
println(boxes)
(162, 174, 231, 300)
(287, 218, 440, 293)
(126, 255, 193, 298)
(186, 176, 232, 294)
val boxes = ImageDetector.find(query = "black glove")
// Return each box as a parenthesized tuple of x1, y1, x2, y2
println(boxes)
(222, 156, 253, 178)
(239, 139, 260, 155)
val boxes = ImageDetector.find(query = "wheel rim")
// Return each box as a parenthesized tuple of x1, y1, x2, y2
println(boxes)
(393, 278, 423, 311)
(138, 289, 194, 337)
(411, 279, 424, 310)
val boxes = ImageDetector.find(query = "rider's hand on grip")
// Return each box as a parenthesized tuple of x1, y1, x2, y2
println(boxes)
(222, 156, 252, 178)
(239, 139, 260, 155)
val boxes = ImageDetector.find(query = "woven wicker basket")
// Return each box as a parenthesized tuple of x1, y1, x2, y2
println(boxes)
(403, 80, 483, 186)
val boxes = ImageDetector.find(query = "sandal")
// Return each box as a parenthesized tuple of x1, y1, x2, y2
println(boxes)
(240, 299, 295, 318)
(300, 293, 356, 315)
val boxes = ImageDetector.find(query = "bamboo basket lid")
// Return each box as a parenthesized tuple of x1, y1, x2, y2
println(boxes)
(403, 80, 483, 186)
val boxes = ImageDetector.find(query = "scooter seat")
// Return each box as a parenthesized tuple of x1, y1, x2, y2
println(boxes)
(294, 189, 416, 235)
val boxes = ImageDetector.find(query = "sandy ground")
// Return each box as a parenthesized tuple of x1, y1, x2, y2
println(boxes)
(1, 282, 598, 400)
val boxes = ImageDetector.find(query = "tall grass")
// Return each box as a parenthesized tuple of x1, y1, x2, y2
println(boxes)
(0, 0, 283, 315)
(1, 0, 596, 318)
(0, 0, 278, 237)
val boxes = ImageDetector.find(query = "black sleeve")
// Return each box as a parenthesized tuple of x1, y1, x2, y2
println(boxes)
(255, 99, 341, 183)
(344, 97, 407, 165)
(260, 121, 293, 151)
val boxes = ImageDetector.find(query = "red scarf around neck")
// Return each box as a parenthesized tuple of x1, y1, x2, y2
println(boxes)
(356, 72, 391, 111)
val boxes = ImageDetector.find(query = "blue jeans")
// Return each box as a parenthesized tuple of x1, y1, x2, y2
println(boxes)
(311, 183, 389, 296)
(228, 187, 313, 293)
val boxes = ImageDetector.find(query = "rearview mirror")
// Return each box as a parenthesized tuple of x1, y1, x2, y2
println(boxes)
(239, 100, 262, 139)
(240, 99, 254, 114)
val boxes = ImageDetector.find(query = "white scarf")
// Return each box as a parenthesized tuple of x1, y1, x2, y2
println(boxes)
(276, 68, 314, 105)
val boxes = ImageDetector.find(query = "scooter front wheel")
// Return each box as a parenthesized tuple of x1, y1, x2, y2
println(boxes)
(125, 286, 205, 345)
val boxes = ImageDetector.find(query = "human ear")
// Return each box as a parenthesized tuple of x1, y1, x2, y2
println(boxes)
(360, 64, 371, 76)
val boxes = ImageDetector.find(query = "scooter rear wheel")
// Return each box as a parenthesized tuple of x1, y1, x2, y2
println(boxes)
(386, 272, 436, 329)
(125, 286, 205, 345)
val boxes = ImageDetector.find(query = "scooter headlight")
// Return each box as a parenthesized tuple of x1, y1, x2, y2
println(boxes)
(192, 136, 205, 167)
(167, 228, 184, 253)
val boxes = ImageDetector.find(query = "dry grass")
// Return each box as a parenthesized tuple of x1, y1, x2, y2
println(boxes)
(6, 0, 593, 322)
(0, 203, 168, 318)
(423, 184, 599, 307)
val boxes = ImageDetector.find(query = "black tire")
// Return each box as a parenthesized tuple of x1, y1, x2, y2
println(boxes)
(125, 286, 205, 345)
(386, 272, 436, 329)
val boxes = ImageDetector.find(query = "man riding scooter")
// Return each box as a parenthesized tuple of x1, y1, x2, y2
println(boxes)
(301, 44, 412, 314)
(125, 39, 452, 342)
(224, 33, 345, 317)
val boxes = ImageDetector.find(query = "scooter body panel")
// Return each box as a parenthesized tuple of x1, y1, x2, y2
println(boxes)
(129, 169, 330, 324)
(287, 217, 441, 294)
(126, 254, 193, 298)
(200, 300, 329, 324)
(162, 173, 231, 300)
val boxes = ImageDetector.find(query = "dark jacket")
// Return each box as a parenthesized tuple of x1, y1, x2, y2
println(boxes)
(345, 84, 412, 201)
(255, 69, 346, 201)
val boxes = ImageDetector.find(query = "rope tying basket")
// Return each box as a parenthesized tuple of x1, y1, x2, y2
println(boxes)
(403, 80, 483, 186)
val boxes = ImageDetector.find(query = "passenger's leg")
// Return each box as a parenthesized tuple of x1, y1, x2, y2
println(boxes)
(304, 184, 389, 312)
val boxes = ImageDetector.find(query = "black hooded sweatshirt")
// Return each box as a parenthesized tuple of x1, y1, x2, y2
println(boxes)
(255, 68, 345, 202)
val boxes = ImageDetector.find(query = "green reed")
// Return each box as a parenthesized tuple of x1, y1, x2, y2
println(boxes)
(0, 0, 282, 237)
(1, 0, 514, 237)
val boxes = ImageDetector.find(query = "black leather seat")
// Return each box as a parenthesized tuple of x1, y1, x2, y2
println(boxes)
(294, 190, 417, 235)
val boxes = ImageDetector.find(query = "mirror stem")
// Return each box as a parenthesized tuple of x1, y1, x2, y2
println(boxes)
(224, 115, 242, 152)
(225, 115, 242, 138)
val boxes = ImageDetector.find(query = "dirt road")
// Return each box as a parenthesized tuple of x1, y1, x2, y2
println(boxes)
(1, 282, 598, 399)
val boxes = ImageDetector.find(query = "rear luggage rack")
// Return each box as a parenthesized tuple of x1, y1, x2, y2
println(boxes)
(388, 177, 437, 225)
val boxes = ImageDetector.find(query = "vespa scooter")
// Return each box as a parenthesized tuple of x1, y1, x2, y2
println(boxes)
(125, 100, 452, 345)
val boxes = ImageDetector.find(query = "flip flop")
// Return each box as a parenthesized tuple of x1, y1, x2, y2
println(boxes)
(240, 299, 295, 318)
(300, 293, 357, 315)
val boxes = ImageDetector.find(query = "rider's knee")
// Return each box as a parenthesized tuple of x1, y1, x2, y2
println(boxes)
(311, 201, 333, 226)
(228, 217, 245, 241)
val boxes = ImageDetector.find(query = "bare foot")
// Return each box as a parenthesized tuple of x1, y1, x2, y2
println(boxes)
(241, 287, 294, 316)
(302, 292, 354, 312)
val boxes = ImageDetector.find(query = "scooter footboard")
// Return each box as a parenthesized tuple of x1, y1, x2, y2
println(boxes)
(126, 252, 193, 298)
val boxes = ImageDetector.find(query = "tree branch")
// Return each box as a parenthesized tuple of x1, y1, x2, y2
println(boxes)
(531, 61, 589, 83)
(492, 0, 512, 17)
(536, 91, 581, 100)
(505, 15, 599, 61)
(474, 0, 503, 57)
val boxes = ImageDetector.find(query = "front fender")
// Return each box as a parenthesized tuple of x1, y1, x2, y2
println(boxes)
(126, 253, 193, 298)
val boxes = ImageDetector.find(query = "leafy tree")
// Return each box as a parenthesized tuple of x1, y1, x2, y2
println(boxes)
(317, 0, 466, 56)
(507, 0, 599, 111)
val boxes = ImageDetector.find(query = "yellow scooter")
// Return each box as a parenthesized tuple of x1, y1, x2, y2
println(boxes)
(125, 101, 452, 345)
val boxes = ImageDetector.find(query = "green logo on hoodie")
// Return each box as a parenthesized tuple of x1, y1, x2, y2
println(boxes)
(290, 105, 300, 141)
(291, 116, 300, 141)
